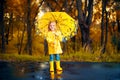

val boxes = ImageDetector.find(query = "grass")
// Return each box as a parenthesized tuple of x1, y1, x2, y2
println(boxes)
(0, 53, 49, 62)
(61, 51, 120, 62)
(0, 51, 120, 62)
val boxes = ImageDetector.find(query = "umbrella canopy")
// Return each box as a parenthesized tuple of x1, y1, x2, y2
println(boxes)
(37, 12, 77, 40)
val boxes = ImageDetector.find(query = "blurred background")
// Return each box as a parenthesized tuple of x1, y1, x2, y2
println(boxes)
(0, 0, 120, 62)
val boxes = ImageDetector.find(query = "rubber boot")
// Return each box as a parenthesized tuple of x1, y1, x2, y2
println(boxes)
(50, 61, 54, 72)
(56, 61, 62, 71)
(50, 72, 55, 80)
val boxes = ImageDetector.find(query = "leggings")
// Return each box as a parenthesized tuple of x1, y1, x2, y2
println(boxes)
(50, 54, 60, 61)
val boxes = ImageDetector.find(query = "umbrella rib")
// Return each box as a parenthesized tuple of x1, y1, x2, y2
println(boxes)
(51, 12, 56, 21)
(39, 23, 49, 31)
(58, 12, 74, 22)
(58, 19, 73, 23)
(58, 23, 73, 31)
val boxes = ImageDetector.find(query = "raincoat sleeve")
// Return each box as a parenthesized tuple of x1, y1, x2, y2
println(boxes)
(55, 31, 63, 42)
(46, 32, 54, 43)
(46, 31, 63, 42)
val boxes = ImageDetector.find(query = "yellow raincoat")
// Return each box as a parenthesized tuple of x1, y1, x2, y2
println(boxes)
(46, 31, 63, 54)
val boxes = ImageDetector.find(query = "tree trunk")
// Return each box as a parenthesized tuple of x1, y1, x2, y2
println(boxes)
(27, 0, 32, 55)
(76, 0, 93, 52)
(102, 11, 108, 53)
(117, 19, 120, 32)
(0, 0, 5, 53)
(18, 21, 26, 55)
(76, 0, 84, 47)
(117, 16, 120, 52)
(101, 0, 107, 46)
(100, 0, 107, 53)
(6, 13, 13, 45)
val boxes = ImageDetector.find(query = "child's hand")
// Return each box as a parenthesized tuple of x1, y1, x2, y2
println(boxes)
(52, 32, 59, 36)
(55, 33, 59, 36)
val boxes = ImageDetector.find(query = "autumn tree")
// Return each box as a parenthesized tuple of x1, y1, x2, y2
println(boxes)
(0, 0, 5, 53)
(100, 0, 119, 53)
(114, 0, 120, 52)
(76, 0, 93, 52)
(4, 0, 44, 55)
(100, 0, 108, 53)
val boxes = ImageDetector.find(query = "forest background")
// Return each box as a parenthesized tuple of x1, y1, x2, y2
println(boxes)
(0, 0, 120, 62)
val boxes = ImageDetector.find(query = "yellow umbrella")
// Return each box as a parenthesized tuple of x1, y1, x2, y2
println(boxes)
(37, 12, 77, 40)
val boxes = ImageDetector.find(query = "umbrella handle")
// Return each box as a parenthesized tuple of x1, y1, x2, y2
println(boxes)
(62, 37, 66, 42)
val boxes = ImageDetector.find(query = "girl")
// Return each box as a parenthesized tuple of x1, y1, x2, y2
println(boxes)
(46, 21, 63, 72)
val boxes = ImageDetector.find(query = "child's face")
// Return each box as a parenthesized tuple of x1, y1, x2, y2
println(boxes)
(49, 22, 56, 31)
